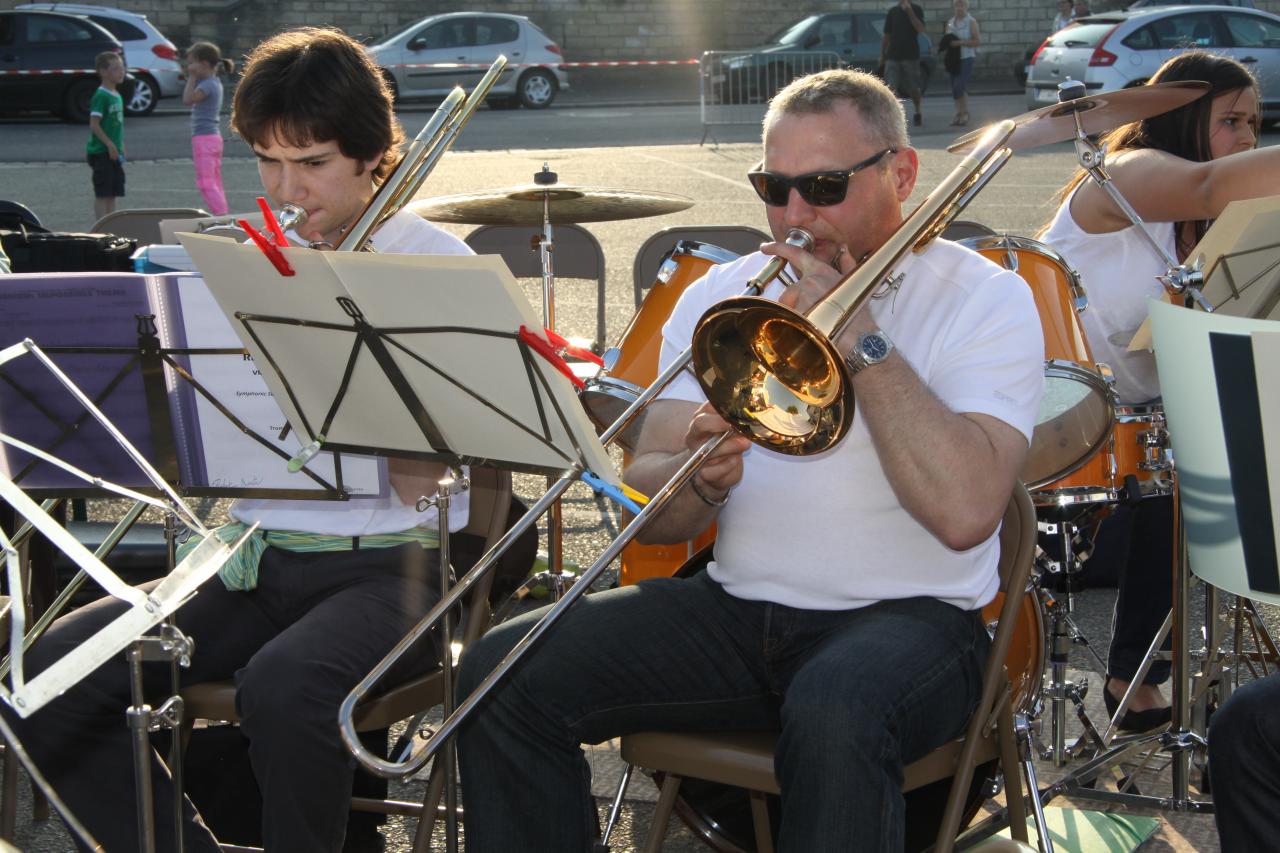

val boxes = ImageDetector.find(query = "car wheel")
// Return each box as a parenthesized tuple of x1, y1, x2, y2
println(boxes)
(124, 74, 158, 116)
(63, 78, 99, 124)
(517, 69, 557, 109)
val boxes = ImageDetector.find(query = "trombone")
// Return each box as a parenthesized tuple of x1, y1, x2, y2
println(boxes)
(337, 121, 1017, 780)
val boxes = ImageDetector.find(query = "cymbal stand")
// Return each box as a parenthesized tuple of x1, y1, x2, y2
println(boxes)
(1035, 511, 1110, 766)
(1056, 79, 1214, 312)
(126, 621, 194, 853)
(506, 164, 576, 606)
(1036, 481, 1214, 813)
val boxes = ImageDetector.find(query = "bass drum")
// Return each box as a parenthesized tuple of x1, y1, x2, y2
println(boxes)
(663, 550, 1035, 852)
(959, 235, 1115, 493)
(582, 240, 738, 586)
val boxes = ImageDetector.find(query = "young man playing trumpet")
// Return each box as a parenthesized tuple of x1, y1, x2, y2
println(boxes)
(457, 69, 1045, 850)
(5, 27, 471, 853)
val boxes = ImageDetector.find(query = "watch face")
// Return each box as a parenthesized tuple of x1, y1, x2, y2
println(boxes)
(862, 333, 890, 362)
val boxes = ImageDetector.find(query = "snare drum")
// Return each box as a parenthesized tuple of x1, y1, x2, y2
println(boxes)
(1036, 403, 1173, 506)
(583, 241, 739, 586)
(960, 235, 1116, 492)
(581, 240, 740, 454)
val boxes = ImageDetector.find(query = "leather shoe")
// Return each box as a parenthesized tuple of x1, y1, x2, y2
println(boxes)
(1104, 679, 1172, 732)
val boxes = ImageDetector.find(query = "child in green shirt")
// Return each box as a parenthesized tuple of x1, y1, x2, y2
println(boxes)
(86, 51, 126, 221)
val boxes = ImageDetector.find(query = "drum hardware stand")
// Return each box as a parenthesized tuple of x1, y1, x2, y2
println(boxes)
(415, 469, 468, 853)
(1034, 486, 1214, 815)
(126, 621, 194, 853)
(1034, 514, 1110, 766)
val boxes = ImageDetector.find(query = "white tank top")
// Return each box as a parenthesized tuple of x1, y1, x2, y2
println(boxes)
(1042, 188, 1175, 404)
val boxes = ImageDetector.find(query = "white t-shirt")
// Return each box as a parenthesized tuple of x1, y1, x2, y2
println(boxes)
(1042, 188, 1174, 403)
(946, 15, 978, 60)
(231, 208, 473, 535)
(656, 241, 1044, 611)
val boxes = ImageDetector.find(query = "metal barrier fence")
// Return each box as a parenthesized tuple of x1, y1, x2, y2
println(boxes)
(699, 50, 843, 144)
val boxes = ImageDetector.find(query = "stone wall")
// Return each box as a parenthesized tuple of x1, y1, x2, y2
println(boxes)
(4, 0, 1279, 81)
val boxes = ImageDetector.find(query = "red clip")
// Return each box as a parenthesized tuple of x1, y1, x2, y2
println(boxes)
(256, 197, 289, 247)
(238, 219, 296, 277)
(543, 327, 604, 367)
(519, 326, 584, 390)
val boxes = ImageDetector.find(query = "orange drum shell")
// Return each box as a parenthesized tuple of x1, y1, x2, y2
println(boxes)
(980, 589, 1045, 715)
(616, 245, 730, 584)
(1037, 405, 1171, 502)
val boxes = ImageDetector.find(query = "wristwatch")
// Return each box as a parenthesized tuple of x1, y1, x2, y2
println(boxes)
(844, 329, 895, 375)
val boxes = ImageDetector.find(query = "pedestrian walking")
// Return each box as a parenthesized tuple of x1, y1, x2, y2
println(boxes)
(87, 51, 126, 222)
(944, 0, 981, 126)
(184, 41, 234, 215)
(881, 0, 927, 126)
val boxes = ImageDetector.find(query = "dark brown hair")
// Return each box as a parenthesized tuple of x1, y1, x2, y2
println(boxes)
(231, 27, 404, 183)
(1051, 51, 1258, 253)
(94, 51, 121, 73)
(187, 41, 234, 76)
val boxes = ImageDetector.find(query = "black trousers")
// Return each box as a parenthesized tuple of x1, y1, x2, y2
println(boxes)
(1101, 496, 1175, 684)
(3, 543, 441, 853)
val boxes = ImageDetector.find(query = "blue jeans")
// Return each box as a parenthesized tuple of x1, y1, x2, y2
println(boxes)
(950, 57, 976, 99)
(1209, 673, 1280, 852)
(457, 570, 990, 852)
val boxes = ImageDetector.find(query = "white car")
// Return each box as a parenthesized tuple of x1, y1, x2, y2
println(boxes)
(17, 2, 181, 116)
(1027, 5, 1280, 122)
(369, 12, 569, 109)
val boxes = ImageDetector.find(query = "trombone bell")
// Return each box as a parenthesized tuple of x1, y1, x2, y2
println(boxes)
(693, 297, 850, 455)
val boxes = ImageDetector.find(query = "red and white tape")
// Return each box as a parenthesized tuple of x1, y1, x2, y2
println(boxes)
(387, 59, 699, 70)
(0, 66, 163, 76)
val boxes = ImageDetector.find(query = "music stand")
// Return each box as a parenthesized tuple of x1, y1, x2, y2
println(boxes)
(0, 339, 251, 852)
(1190, 194, 1280, 322)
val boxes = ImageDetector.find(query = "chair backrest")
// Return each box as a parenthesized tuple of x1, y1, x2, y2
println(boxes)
(632, 225, 770, 307)
(93, 208, 209, 246)
(457, 466, 512, 645)
(465, 224, 606, 346)
(1150, 301, 1280, 606)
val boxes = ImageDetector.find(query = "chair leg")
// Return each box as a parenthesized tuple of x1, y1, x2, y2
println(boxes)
(997, 705, 1029, 844)
(31, 778, 50, 822)
(410, 757, 448, 853)
(748, 790, 774, 853)
(642, 772, 682, 853)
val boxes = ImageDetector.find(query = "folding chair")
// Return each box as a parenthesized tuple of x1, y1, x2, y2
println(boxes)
(92, 208, 209, 247)
(465, 224, 607, 348)
(611, 485, 1042, 853)
(178, 466, 512, 851)
(632, 225, 770, 308)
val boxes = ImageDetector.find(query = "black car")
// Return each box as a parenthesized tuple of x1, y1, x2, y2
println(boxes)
(0, 10, 124, 122)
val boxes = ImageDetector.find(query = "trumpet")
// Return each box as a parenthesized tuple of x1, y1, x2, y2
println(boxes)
(691, 121, 1016, 455)
(337, 230, 813, 778)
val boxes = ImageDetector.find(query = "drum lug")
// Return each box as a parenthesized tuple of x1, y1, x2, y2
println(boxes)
(656, 256, 680, 284)
(601, 347, 621, 373)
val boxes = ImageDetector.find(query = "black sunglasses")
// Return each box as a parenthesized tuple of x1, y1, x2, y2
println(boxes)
(747, 148, 896, 207)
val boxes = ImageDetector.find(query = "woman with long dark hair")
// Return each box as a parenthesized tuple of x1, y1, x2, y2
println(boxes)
(1042, 51, 1280, 729)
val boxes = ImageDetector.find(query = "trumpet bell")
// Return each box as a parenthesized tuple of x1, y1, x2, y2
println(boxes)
(692, 296, 852, 455)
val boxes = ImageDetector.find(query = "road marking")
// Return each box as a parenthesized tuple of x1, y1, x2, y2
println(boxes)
(633, 151, 748, 190)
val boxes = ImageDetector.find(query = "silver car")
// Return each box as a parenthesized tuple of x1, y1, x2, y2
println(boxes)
(1026, 5, 1280, 122)
(369, 12, 569, 109)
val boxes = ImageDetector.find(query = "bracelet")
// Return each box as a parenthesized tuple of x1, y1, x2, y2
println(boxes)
(690, 477, 731, 507)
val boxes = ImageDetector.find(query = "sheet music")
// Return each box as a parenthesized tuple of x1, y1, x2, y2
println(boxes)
(153, 275, 387, 496)
(178, 234, 620, 484)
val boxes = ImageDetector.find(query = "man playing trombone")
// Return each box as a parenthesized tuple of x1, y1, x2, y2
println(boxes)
(4, 27, 471, 853)
(458, 69, 1045, 850)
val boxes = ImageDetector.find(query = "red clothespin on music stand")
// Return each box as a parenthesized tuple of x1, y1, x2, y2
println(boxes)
(518, 326, 585, 390)
(543, 327, 604, 367)
(237, 197, 295, 276)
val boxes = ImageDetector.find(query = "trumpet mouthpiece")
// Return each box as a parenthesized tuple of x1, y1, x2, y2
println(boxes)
(747, 227, 815, 292)
(784, 228, 815, 251)
(277, 203, 308, 233)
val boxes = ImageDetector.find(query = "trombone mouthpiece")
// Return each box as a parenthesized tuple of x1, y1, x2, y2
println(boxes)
(747, 227, 815, 293)
(277, 203, 308, 233)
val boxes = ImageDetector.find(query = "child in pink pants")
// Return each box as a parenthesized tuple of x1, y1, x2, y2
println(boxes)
(183, 42, 234, 215)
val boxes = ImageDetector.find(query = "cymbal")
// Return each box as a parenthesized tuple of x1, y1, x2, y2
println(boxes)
(409, 184, 695, 225)
(947, 80, 1210, 153)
